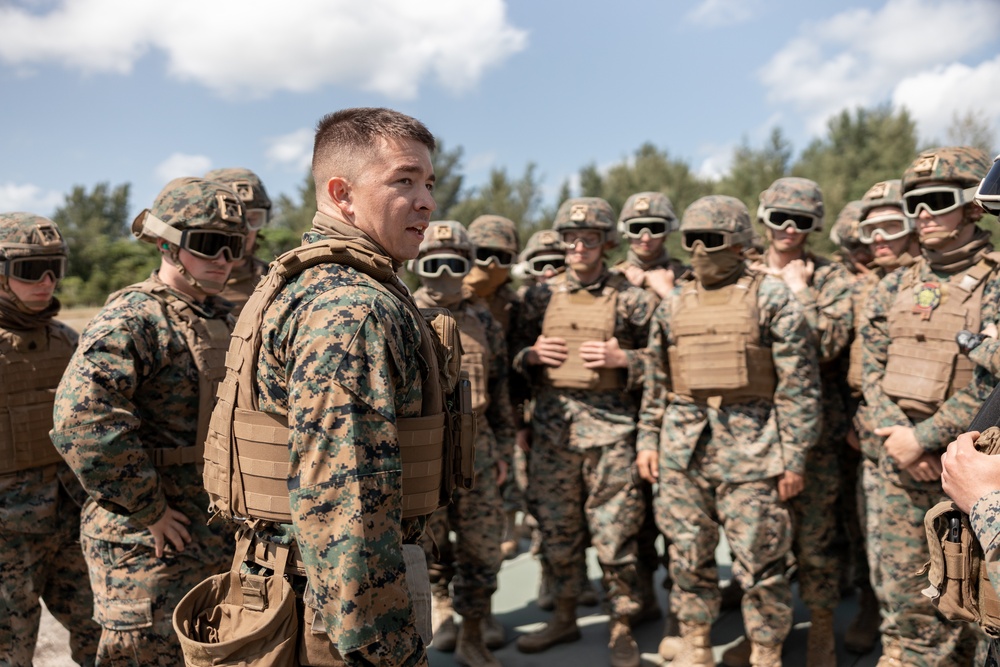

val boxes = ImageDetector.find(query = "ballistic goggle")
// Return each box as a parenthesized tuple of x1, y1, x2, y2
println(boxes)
(474, 247, 515, 268)
(622, 219, 670, 239)
(412, 253, 470, 277)
(524, 254, 565, 276)
(681, 230, 733, 253)
(901, 185, 978, 217)
(975, 155, 1000, 216)
(135, 210, 246, 261)
(245, 208, 269, 231)
(858, 213, 914, 244)
(759, 207, 822, 233)
(560, 231, 604, 249)
(0, 255, 66, 283)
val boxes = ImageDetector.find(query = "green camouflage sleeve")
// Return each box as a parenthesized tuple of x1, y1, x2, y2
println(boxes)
(760, 275, 821, 475)
(51, 293, 179, 529)
(637, 295, 675, 453)
(481, 306, 516, 469)
(795, 257, 854, 363)
(617, 282, 659, 391)
(970, 489, 1000, 598)
(860, 268, 913, 431)
(261, 276, 425, 663)
(969, 338, 1000, 377)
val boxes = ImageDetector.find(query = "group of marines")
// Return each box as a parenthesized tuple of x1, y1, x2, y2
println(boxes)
(2, 105, 1000, 667)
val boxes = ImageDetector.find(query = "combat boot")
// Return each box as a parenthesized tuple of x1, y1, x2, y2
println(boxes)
(875, 637, 903, 667)
(844, 585, 880, 653)
(608, 617, 640, 667)
(501, 510, 518, 560)
(454, 615, 501, 667)
(806, 608, 835, 667)
(431, 594, 458, 652)
(721, 636, 752, 667)
(483, 601, 505, 649)
(516, 596, 581, 653)
(750, 641, 783, 667)
(669, 622, 713, 667)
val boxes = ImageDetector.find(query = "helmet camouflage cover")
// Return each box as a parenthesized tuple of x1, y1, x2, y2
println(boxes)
(758, 176, 825, 223)
(418, 220, 474, 258)
(681, 195, 754, 247)
(859, 179, 905, 220)
(204, 167, 272, 210)
(618, 191, 678, 233)
(829, 200, 864, 248)
(0, 213, 67, 260)
(552, 197, 618, 247)
(519, 229, 564, 262)
(132, 177, 248, 245)
(902, 146, 990, 192)
(468, 214, 519, 254)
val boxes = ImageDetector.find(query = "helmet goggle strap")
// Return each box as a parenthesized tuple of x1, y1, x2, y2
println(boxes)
(474, 247, 515, 268)
(245, 208, 269, 231)
(681, 230, 732, 253)
(760, 208, 821, 233)
(412, 253, 470, 278)
(140, 211, 246, 261)
(902, 185, 978, 217)
(560, 230, 605, 249)
(623, 219, 670, 239)
(858, 214, 914, 244)
(526, 254, 566, 276)
(975, 157, 1000, 215)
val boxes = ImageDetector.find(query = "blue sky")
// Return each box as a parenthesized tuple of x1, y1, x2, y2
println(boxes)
(1, 0, 998, 220)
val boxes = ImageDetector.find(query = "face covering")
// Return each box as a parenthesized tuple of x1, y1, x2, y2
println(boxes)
(463, 264, 508, 297)
(690, 244, 742, 287)
(421, 275, 465, 308)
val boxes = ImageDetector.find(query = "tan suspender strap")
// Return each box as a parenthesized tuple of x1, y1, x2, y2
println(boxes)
(398, 412, 446, 518)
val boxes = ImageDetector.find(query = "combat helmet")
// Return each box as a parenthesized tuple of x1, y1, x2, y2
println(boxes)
(757, 177, 825, 232)
(829, 201, 864, 249)
(519, 229, 566, 277)
(856, 180, 914, 244)
(0, 213, 68, 308)
(408, 220, 474, 277)
(680, 195, 754, 252)
(552, 197, 618, 248)
(204, 168, 271, 230)
(618, 192, 678, 237)
(902, 146, 989, 192)
(468, 214, 518, 267)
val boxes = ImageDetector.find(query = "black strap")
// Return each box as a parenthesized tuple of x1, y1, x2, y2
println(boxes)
(969, 382, 1000, 432)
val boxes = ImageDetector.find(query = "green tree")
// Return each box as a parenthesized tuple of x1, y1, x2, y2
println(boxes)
(431, 141, 465, 219)
(447, 163, 546, 246)
(717, 128, 793, 213)
(946, 109, 997, 156)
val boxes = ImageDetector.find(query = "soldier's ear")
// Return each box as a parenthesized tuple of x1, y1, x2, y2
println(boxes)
(327, 177, 353, 218)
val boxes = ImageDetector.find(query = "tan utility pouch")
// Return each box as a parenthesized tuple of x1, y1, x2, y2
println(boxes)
(444, 371, 477, 499)
(174, 529, 298, 666)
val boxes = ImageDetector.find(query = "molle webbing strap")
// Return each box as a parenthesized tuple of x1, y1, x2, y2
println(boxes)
(398, 413, 446, 518)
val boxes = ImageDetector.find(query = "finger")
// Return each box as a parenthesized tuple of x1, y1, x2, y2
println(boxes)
(171, 510, 192, 525)
(153, 534, 165, 559)
(173, 521, 192, 545)
(874, 427, 892, 436)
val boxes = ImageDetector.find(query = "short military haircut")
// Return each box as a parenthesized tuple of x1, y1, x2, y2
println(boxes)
(312, 108, 436, 193)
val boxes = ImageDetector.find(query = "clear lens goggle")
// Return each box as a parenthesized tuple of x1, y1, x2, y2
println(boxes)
(474, 247, 515, 268)
(902, 185, 978, 217)
(681, 230, 732, 253)
(413, 253, 470, 278)
(858, 214, 914, 244)
(1, 255, 67, 283)
(623, 219, 670, 239)
(245, 208, 269, 231)
(760, 208, 821, 233)
(560, 231, 604, 249)
(525, 254, 565, 276)
(975, 155, 1000, 216)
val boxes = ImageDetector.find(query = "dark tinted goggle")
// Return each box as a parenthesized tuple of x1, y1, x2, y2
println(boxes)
(474, 248, 514, 268)
(761, 209, 820, 232)
(902, 185, 976, 217)
(414, 254, 470, 277)
(2, 255, 67, 283)
(681, 231, 730, 252)
(623, 220, 669, 239)
(526, 254, 565, 276)
(976, 156, 1000, 215)
(181, 230, 245, 261)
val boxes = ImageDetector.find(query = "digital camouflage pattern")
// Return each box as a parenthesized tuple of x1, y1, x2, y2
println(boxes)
(468, 214, 519, 254)
(830, 200, 864, 250)
(860, 179, 906, 219)
(617, 192, 678, 231)
(902, 145, 991, 192)
(51, 271, 234, 666)
(860, 250, 1000, 665)
(757, 176, 825, 221)
(134, 177, 247, 238)
(247, 214, 433, 665)
(970, 490, 1000, 665)
(552, 197, 619, 246)
(681, 194, 755, 245)
(204, 167, 273, 211)
(520, 229, 564, 262)
(638, 267, 820, 645)
(512, 266, 657, 618)
(415, 219, 473, 258)
(0, 212, 67, 257)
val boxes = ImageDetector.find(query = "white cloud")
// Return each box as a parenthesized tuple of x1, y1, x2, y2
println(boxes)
(695, 143, 735, 180)
(265, 128, 314, 172)
(759, 0, 1000, 136)
(155, 153, 212, 184)
(685, 0, 758, 27)
(465, 151, 498, 174)
(0, 183, 64, 216)
(0, 0, 528, 99)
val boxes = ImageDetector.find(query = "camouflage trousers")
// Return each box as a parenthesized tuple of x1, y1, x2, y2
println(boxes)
(500, 446, 528, 515)
(0, 509, 100, 666)
(419, 469, 504, 619)
(526, 434, 643, 619)
(81, 536, 230, 667)
(788, 433, 843, 610)
(865, 453, 980, 666)
(838, 442, 870, 591)
(655, 468, 793, 646)
(859, 459, 888, 617)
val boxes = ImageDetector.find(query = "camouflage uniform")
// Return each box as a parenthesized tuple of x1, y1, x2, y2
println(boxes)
(513, 198, 657, 666)
(51, 180, 245, 666)
(0, 213, 100, 666)
(860, 147, 995, 666)
(970, 491, 1000, 665)
(204, 168, 272, 316)
(640, 196, 821, 660)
